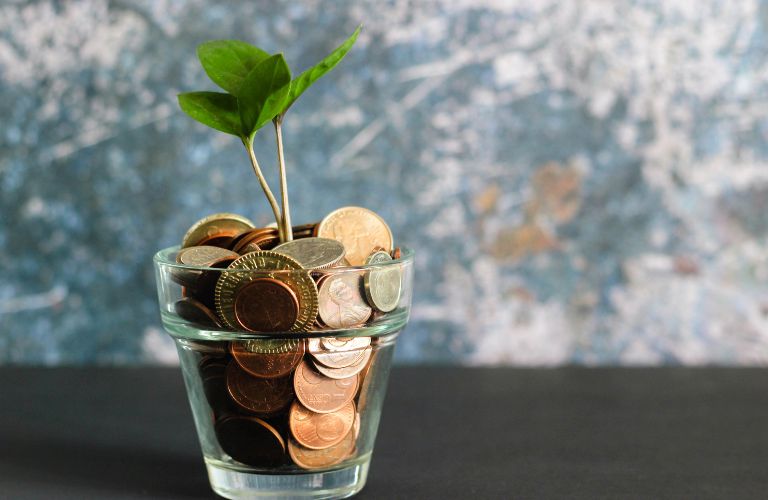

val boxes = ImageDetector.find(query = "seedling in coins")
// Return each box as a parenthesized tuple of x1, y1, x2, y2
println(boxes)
(177, 27, 362, 243)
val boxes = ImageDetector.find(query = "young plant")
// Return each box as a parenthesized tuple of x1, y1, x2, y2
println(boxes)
(178, 27, 361, 242)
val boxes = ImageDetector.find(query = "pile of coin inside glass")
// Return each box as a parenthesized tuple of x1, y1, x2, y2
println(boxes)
(172, 206, 402, 469)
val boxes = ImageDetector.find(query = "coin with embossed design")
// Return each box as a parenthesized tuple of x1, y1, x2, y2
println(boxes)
(230, 339, 305, 378)
(293, 359, 358, 413)
(182, 213, 255, 248)
(309, 337, 371, 368)
(363, 251, 401, 312)
(288, 427, 356, 469)
(226, 361, 294, 415)
(312, 347, 371, 379)
(315, 207, 393, 266)
(234, 278, 299, 332)
(273, 237, 345, 270)
(289, 400, 355, 450)
(215, 251, 318, 332)
(317, 272, 372, 329)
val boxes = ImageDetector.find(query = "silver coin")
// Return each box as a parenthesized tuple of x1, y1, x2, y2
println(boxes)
(363, 251, 401, 312)
(273, 237, 346, 270)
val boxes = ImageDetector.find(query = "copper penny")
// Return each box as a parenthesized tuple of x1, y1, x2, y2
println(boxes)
(174, 297, 223, 329)
(391, 247, 402, 260)
(289, 400, 355, 450)
(312, 347, 371, 379)
(317, 272, 372, 329)
(316, 207, 393, 266)
(226, 361, 294, 415)
(230, 339, 305, 379)
(233, 278, 300, 332)
(215, 415, 286, 467)
(288, 427, 356, 469)
(293, 360, 358, 413)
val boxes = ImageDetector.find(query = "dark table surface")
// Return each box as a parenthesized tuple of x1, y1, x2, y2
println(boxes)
(1, 367, 767, 499)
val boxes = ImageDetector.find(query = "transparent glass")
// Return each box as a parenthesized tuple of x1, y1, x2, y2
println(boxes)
(153, 246, 413, 499)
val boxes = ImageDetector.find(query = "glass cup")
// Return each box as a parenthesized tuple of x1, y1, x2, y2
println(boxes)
(153, 246, 414, 499)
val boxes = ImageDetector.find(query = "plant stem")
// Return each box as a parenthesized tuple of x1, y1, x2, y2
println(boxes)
(242, 137, 284, 241)
(274, 116, 293, 242)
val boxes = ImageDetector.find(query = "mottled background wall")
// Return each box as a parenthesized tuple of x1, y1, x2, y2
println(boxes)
(2, 0, 768, 365)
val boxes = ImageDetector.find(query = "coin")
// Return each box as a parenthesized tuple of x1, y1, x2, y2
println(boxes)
(232, 228, 277, 254)
(288, 427, 356, 469)
(317, 272, 372, 329)
(177, 245, 240, 268)
(289, 400, 355, 450)
(182, 213, 255, 248)
(230, 339, 305, 379)
(363, 251, 401, 313)
(391, 247, 402, 260)
(312, 347, 371, 379)
(273, 237, 346, 270)
(215, 251, 318, 332)
(226, 361, 294, 415)
(316, 207, 393, 266)
(322, 336, 371, 351)
(293, 359, 358, 413)
(233, 278, 300, 332)
(174, 297, 223, 329)
(308, 337, 371, 369)
(215, 415, 286, 467)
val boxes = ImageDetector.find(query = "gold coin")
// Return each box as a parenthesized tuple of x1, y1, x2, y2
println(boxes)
(316, 207, 393, 266)
(363, 251, 401, 313)
(181, 213, 255, 248)
(288, 427, 356, 469)
(215, 251, 318, 332)
(289, 400, 355, 450)
(293, 359, 358, 413)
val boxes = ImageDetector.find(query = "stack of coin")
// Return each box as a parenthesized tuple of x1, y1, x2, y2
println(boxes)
(173, 206, 401, 470)
(194, 336, 374, 469)
(172, 206, 404, 334)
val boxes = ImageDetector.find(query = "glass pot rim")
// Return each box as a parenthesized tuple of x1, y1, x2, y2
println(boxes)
(153, 245, 414, 273)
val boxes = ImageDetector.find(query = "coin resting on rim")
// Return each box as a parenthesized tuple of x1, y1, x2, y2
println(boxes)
(289, 400, 356, 450)
(315, 206, 393, 266)
(181, 213, 256, 249)
(363, 250, 402, 313)
(317, 272, 372, 329)
(230, 339, 305, 379)
(293, 359, 358, 413)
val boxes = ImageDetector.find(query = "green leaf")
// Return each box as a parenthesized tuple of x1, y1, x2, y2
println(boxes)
(177, 91, 242, 136)
(197, 40, 270, 95)
(238, 54, 292, 137)
(280, 25, 361, 115)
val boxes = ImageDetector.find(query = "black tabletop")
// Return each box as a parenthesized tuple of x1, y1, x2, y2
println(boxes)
(1, 366, 767, 499)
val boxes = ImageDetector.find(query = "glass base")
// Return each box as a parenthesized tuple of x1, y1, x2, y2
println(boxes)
(206, 459, 370, 499)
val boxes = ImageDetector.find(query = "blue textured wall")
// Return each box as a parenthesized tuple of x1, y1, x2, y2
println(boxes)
(2, 1, 768, 365)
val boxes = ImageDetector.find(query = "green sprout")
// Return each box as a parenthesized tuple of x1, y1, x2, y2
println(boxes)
(178, 26, 362, 242)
